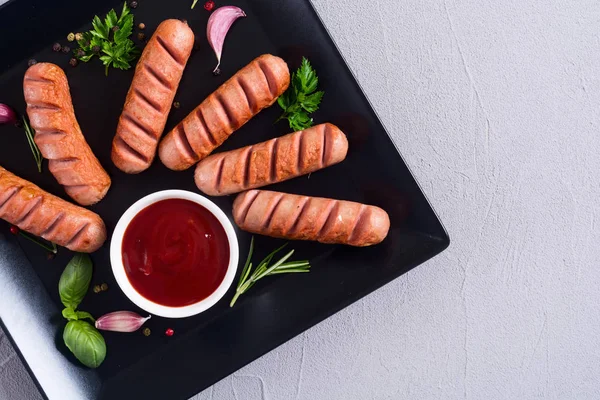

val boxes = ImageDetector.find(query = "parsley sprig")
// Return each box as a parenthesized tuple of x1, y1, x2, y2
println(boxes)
(276, 57, 325, 131)
(76, 3, 139, 76)
(230, 237, 311, 307)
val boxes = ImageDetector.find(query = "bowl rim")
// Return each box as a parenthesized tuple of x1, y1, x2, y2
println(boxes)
(109, 190, 239, 319)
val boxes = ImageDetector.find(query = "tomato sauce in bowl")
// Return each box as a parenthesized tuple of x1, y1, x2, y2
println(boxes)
(122, 198, 230, 307)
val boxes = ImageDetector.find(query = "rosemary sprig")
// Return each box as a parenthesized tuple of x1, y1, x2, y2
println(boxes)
(22, 116, 42, 172)
(21, 231, 58, 254)
(230, 237, 311, 307)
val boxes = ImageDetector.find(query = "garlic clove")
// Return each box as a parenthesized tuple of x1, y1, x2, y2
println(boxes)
(0, 104, 17, 125)
(95, 311, 151, 333)
(207, 6, 246, 74)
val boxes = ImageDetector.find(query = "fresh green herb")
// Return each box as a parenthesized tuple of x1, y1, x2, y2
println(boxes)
(230, 237, 311, 307)
(11, 225, 58, 254)
(63, 320, 106, 368)
(76, 2, 140, 76)
(62, 308, 96, 323)
(276, 57, 325, 132)
(58, 254, 93, 310)
(22, 116, 42, 173)
(58, 254, 106, 368)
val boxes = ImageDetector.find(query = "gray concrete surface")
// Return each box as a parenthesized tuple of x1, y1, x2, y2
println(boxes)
(2, 0, 600, 399)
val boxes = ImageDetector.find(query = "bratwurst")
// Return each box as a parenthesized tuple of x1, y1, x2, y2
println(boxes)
(195, 123, 348, 196)
(0, 166, 106, 253)
(23, 63, 111, 206)
(233, 190, 390, 247)
(159, 54, 290, 171)
(112, 19, 194, 174)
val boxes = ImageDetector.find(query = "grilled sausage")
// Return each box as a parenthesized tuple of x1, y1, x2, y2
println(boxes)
(233, 190, 390, 247)
(23, 63, 111, 206)
(159, 54, 290, 171)
(112, 19, 194, 174)
(195, 123, 348, 196)
(0, 166, 106, 253)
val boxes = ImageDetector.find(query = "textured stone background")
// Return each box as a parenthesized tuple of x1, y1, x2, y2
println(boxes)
(2, 0, 600, 399)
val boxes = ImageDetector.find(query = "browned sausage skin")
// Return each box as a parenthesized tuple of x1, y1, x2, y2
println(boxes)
(23, 63, 111, 206)
(195, 123, 348, 196)
(159, 54, 290, 171)
(0, 166, 106, 253)
(112, 19, 194, 174)
(233, 190, 390, 247)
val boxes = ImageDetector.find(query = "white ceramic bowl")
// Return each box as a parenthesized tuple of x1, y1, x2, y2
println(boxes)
(110, 190, 239, 319)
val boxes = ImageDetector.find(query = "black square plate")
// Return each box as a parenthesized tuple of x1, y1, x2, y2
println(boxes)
(0, 0, 449, 399)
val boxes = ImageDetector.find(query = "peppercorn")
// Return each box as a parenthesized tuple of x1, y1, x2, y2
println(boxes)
(129, 1, 138, 8)
(204, 0, 215, 11)
(52, 43, 62, 52)
(93, 285, 102, 294)
(28, 59, 37, 67)
(69, 58, 78, 67)
(9, 226, 19, 235)
(75, 33, 83, 41)
(112, 26, 120, 33)
(138, 23, 145, 30)
(92, 45, 101, 54)
(143, 327, 151, 336)
(173, 101, 180, 109)
(137, 32, 146, 41)
(213, 68, 221, 76)
(100, 283, 109, 291)
(46, 252, 56, 261)
(67, 33, 75, 42)
(165, 328, 174, 337)
(75, 48, 85, 58)
(61, 45, 71, 54)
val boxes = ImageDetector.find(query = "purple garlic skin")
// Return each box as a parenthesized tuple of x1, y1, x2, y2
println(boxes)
(0, 104, 17, 125)
(95, 311, 151, 333)
(207, 6, 246, 73)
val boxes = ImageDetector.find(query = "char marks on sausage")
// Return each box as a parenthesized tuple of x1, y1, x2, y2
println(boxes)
(23, 63, 111, 206)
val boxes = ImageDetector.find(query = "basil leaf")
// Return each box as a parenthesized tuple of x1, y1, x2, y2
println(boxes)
(62, 307, 78, 321)
(75, 311, 95, 323)
(58, 254, 93, 309)
(63, 321, 106, 369)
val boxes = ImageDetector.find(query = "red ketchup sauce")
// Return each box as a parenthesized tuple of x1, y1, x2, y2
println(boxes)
(122, 199, 230, 307)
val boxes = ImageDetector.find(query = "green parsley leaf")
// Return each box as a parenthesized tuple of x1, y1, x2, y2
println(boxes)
(76, 2, 139, 75)
(276, 57, 324, 131)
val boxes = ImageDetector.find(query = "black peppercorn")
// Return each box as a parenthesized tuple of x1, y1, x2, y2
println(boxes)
(213, 68, 221, 76)
(137, 32, 146, 41)
(130, 1, 138, 8)
(75, 49, 85, 58)
(52, 43, 62, 52)
(92, 45, 101, 54)
(69, 58, 78, 67)
(28, 59, 37, 67)
(62, 46, 71, 54)
(112, 26, 120, 33)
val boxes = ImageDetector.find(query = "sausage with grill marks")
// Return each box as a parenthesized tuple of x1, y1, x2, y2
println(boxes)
(159, 54, 290, 171)
(112, 19, 194, 174)
(195, 123, 348, 196)
(0, 166, 106, 253)
(233, 190, 390, 247)
(23, 63, 111, 206)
